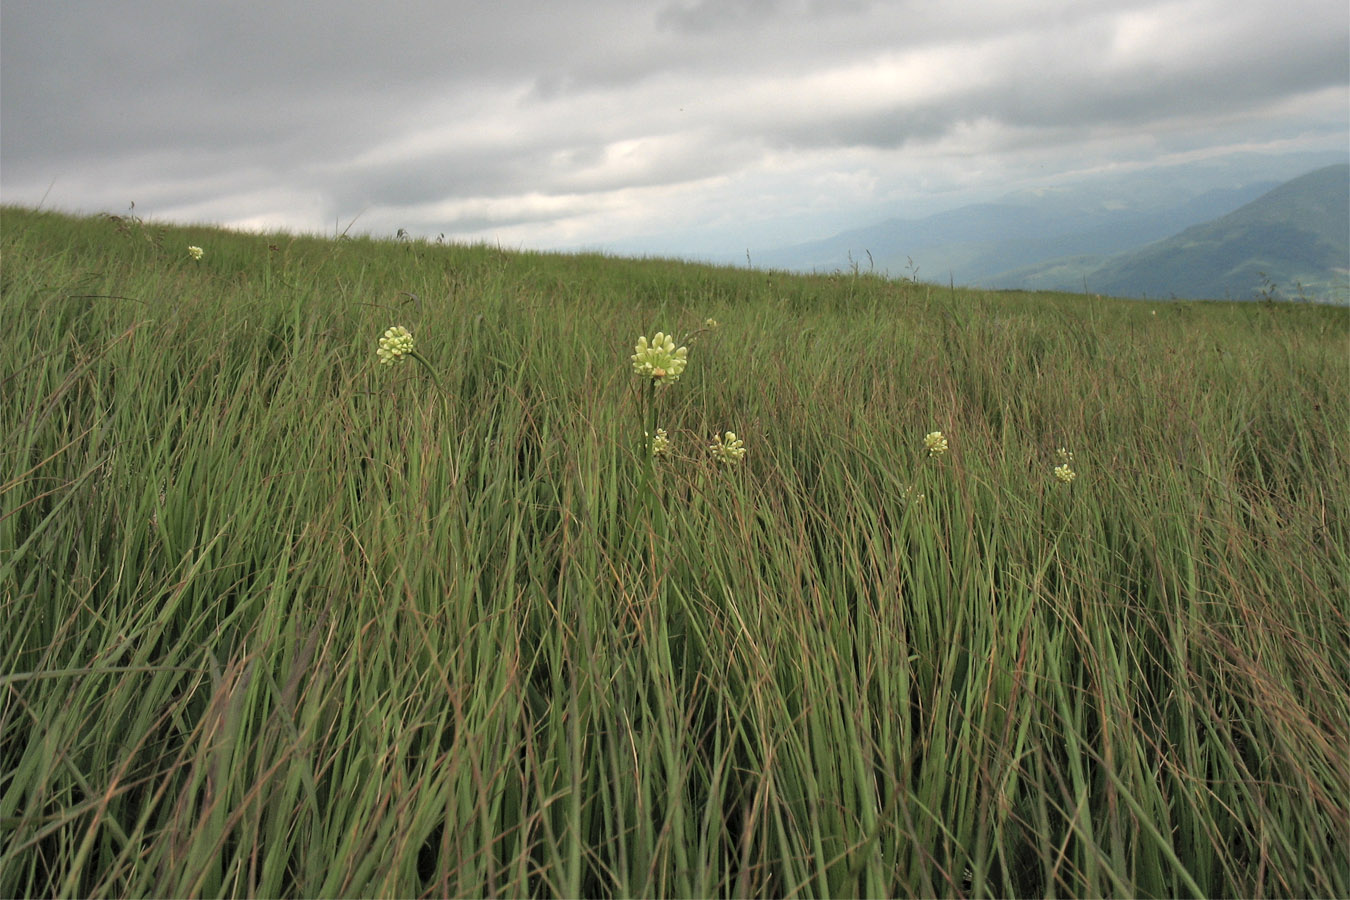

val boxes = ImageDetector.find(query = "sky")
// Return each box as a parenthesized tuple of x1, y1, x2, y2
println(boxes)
(2, 0, 1347, 260)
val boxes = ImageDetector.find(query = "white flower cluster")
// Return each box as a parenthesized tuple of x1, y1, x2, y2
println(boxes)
(631, 332, 688, 384)
(709, 431, 746, 464)
(377, 325, 415, 365)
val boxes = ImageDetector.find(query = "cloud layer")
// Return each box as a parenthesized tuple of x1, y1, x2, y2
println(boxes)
(3, 0, 1346, 254)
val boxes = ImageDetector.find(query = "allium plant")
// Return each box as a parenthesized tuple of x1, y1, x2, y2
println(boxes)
(631, 332, 688, 385)
(376, 325, 446, 394)
(632, 331, 687, 461)
(1054, 448, 1077, 483)
(630, 333, 688, 586)
(648, 428, 670, 457)
(709, 431, 746, 465)
(377, 326, 415, 365)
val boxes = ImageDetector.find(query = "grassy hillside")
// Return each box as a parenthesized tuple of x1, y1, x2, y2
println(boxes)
(2, 205, 1348, 898)
(1005, 165, 1350, 302)
(1091, 164, 1350, 302)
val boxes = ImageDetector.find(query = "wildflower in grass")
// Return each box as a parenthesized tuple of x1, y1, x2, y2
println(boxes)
(377, 325, 415, 365)
(709, 431, 746, 464)
(704, 317, 719, 329)
(648, 428, 670, 457)
(187, 245, 203, 260)
(903, 484, 924, 506)
(1056, 447, 1075, 465)
(1054, 463, 1077, 484)
(924, 431, 948, 457)
(631, 332, 688, 385)
(376, 324, 448, 394)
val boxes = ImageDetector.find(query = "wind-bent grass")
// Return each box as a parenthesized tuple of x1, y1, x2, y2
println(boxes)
(2, 205, 1347, 897)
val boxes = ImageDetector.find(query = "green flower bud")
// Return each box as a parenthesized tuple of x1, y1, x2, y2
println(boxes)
(377, 325, 415, 365)
(649, 428, 671, 457)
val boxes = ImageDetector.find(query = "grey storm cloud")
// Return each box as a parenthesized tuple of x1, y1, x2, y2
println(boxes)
(2, 0, 1346, 247)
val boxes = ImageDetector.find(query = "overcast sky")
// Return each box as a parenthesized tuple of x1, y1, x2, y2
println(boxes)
(2, 0, 1346, 257)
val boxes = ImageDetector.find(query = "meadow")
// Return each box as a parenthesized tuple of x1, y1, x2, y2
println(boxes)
(1, 205, 1347, 898)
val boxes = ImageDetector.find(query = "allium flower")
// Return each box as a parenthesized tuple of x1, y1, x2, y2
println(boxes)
(704, 318, 719, 329)
(648, 428, 670, 457)
(1054, 464, 1077, 484)
(631, 332, 688, 384)
(709, 431, 746, 464)
(924, 431, 948, 456)
(1056, 447, 1075, 464)
(377, 325, 415, 365)
(187, 245, 203, 260)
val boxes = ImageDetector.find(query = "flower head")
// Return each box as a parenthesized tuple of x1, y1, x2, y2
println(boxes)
(187, 245, 203, 260)
(1054, 464, 1077, 484)
(709, 431, 746, 465)
(377, 325, 415, 365)
(648, 428, 670, 457)
(924, 431, 948, 457)
(631, 332, 688, 384)
(704, 318, 719, 329)
(1056, 447, 1075, 465)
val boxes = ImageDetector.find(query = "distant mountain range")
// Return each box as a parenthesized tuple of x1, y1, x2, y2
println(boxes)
(757, 158, 1350, 302)
(1000, 165, 1349, 301)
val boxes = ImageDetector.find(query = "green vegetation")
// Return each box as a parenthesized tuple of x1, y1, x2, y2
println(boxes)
(1011, 164, 1350, 303)
(3, 205, 1347, 898)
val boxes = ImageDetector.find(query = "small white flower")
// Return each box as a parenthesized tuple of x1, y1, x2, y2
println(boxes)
(187, 245, 203, 260)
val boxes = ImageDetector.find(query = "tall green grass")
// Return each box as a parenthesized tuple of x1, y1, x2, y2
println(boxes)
(2, 205, 1347, 897)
